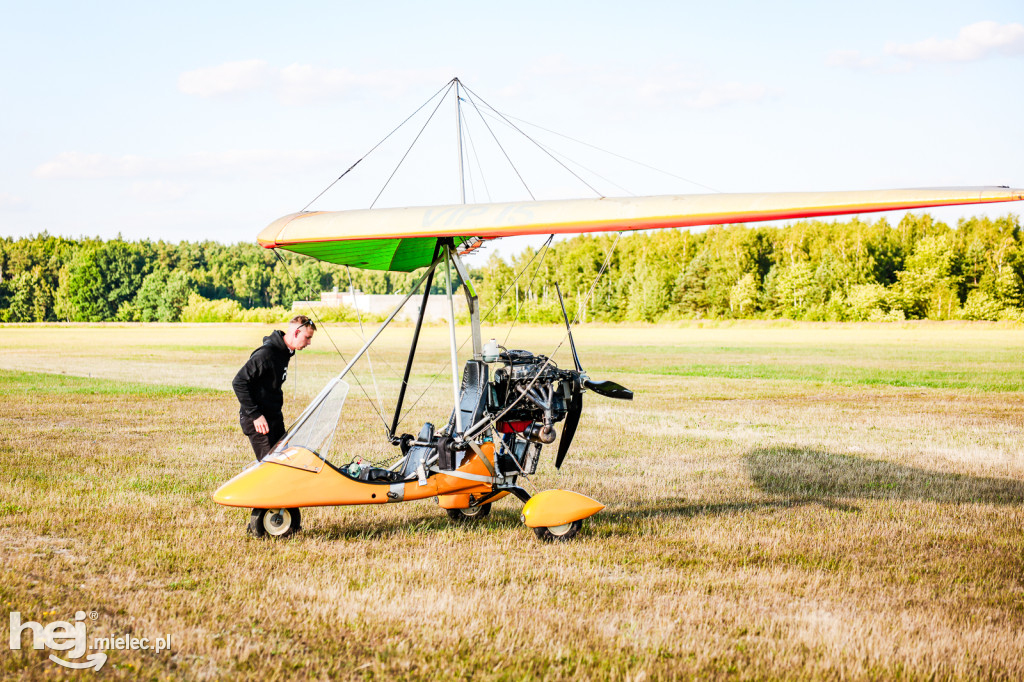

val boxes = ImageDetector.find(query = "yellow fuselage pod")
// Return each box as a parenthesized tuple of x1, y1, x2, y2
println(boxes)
(521, 489, 604, 528)
(212, 444, 495, 509)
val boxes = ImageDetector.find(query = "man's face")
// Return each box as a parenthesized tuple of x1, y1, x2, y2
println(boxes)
(289, 325, 315, 351)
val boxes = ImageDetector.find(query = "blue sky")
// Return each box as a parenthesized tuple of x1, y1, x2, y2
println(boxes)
(1, 0, 1021, 261)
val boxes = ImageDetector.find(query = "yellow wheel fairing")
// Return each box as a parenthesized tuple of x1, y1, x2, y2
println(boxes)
(521, 489, 605, 528)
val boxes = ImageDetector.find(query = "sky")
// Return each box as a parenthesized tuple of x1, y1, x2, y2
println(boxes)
(1, 0, 1021, 263)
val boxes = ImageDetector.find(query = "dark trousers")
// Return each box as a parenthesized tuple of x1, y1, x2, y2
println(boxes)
(240, 413, 286, 461)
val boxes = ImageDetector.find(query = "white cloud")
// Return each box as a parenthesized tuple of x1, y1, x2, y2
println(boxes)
(33, 149, 332, 180)
(886, 21, 1024, 63)
(178, 60, 451, 104)
(0, 192, 28, 210)
(832, 21, 1024, 70)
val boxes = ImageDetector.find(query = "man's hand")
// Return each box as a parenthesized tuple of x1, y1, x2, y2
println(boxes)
(253, 415, 269, 435)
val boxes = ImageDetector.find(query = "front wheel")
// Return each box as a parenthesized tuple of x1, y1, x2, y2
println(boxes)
(533, 519, 582, 542)
(248, 507, 301, 537)
(446, 503, 491, 523)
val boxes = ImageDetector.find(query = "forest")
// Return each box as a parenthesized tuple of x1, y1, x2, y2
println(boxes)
(1, 213, 1022, 324)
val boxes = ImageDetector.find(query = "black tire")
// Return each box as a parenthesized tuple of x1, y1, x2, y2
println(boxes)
(248, 507, 301, 538)
(247, 509, 267, 537)
(533, 519, 583, 542)
(445, 503, 491, 523)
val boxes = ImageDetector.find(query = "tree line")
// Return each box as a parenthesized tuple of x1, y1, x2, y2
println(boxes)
(2, 213, 1022, 324)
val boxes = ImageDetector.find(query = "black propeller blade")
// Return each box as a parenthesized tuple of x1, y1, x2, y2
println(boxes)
(555, 383, 583, 469)
(553, 283, 583, 372)
(550, 282, 632, 467)
(582, 379, 633, 401)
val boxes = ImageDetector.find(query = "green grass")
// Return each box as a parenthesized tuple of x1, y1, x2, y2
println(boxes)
(0, 368, 221, 397)
(622, 361, 1024, 391)
(595, 341, 1024, 391)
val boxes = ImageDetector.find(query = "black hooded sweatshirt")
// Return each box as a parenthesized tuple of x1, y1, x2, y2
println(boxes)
(232, 330, 293, 424)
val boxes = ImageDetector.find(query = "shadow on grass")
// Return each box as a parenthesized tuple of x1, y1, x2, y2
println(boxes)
(302, 509, 524, 541)
(746, 446, 1024, 505)
(597, 447, 1024, 528)
(597, 497, 858, 527)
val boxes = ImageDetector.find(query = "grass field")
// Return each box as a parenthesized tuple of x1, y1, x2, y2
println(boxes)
(2, 322, 1023, 680)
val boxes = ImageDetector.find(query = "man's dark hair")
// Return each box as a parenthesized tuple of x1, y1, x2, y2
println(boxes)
(289, 314, 317, 331)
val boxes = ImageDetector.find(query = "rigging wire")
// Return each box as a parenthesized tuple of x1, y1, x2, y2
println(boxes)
(480, 236, 550, 322)
(458, 87, 535, 200)
(460, 103, 491, 202)
(300, 79, 456, 212)
(473, 106, 636, 196)
(385, 223, 609, 435)
(370, 80, 457, 209)
(346, 265, 386, 419)
(460, 110, 478, 203)
(381, 82, 647, 429)
(460, 82, 604, 198)
(421, 230, 626, 495)
(356, 80, 565, 430)
(488, 110, 723, 194)
(273, 252, 403, 381)
(468, 230, 624, 439)
(455, 82, 467, 204)
(394, 235, 557, 430)
(279, 80, 632, 445)
(278, 86, 468, 436)
(272, 249, 391, 430)
(502, 235, 554, 346)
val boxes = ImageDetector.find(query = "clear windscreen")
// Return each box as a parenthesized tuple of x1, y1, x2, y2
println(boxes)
(272, 379, 350, 465)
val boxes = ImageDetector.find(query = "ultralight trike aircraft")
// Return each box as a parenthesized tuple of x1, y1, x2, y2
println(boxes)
(213, 79, 1024, 541)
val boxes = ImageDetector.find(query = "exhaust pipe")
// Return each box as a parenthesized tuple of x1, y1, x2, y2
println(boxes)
(524, 422, 556, 444)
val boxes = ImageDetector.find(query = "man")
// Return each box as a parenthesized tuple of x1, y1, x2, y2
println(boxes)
(232, 315, 316, 461)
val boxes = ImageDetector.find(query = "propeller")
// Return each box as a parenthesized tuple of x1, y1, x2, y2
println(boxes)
(552, 284, 633, 469)
(582, 379, 633, 400)
(554, 378, 583, 469)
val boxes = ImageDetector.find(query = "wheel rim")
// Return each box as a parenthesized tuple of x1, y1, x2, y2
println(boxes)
(547, 522, 573, 536)
(462, 506, 483, 517)
(264, 508, 292, 536)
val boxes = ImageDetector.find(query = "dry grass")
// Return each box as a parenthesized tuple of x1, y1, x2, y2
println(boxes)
(1, 322, 1023, 680)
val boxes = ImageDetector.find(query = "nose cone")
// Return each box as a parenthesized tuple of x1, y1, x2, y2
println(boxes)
(521, 489, 604, 528)
(213, 462, 272, 507)
(213, 460, 319, 509)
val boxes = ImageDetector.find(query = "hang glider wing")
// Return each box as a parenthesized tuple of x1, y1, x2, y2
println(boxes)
(258, 187, 1024, 271)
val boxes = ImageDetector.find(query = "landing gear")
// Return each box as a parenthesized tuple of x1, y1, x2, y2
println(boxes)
(248, 507, 301, 538)
(445, 503, 491, 523)
(533, 519, 583, 542)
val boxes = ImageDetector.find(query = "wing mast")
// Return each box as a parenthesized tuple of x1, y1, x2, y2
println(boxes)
(444, 244, 463, 435)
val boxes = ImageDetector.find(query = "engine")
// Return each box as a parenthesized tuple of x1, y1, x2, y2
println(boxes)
(487, 349, 578, 475)
(391, 347, 588, 479)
